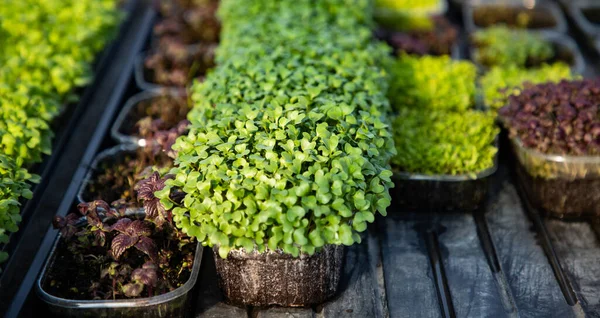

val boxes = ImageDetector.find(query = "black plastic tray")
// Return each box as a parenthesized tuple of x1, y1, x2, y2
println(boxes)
(37, 234, 202, 318)
(391, 165, 496, 213)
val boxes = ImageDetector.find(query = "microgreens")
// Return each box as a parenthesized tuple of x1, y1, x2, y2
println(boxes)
(0, 0, 122, 266)
(481, 63, 575, 111)
(499, 79, 600, 156)
(471, 25, 554, 68)
(391, 108, 499, 176)
(388, 54, 477, 112)
(158, 0, 395, 258)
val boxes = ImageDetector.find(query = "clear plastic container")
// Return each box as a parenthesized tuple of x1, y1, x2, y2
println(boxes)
(76, 145, 146, 216)
(391, 139, 499, 212)
(511, 138, 600, 219)
(469, 33, 585, 76)
(110, 90, 188, 147)
(463, 0, 567, 35)
(134, 44, 201, 92)
(37, 233, 203, 318)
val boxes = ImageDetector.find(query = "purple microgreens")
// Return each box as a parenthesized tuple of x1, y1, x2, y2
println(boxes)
(110, 218, 157, 261)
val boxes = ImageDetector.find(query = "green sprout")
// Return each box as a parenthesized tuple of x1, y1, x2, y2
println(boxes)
(157, 0, 395, 258)
(388, 54, 477, 112)
(481, 63, 575, 111)
(472, 25, 554, 68)
(391, 108, 499, 176)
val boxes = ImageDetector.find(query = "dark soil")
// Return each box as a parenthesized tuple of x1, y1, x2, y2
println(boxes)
(120, 94, 190, 139)
(473, 6, 558, 29)
(83, 149, 172, 207)
(42, 222, 196, 300)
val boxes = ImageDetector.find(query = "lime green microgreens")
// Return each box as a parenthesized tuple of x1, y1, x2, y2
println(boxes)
(391, 108, 499, 176)
(0, 155, 40, 267)
(0, 0, 122, 266)
(155, 0, 396, 258)
(375, 0, 440, 10)
(388, 54, 477, 112)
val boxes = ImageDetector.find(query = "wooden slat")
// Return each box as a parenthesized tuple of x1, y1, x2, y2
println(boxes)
(195, 249, 248, 318)
(320, 225, 388, 317)
(485, 177, 578, 318)
(256, 307, 315, 318)
(197, 302, 248, 318)
(378, 213, 441, 318)
(546, 220, 600, 316)
(437, 214, 511, 317)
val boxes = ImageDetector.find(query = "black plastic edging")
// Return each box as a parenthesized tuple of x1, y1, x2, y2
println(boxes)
(1, 2, 156, 317)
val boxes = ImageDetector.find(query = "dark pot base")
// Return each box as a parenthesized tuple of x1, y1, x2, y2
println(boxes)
(391, 176, 490, 212)
(516, 162, 600, 219)
(213, 245, 344, 307)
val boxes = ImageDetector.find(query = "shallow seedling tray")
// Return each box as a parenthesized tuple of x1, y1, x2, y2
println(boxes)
(111, 90, 189, 146)
(391, 138, 499, 213)
(470, 33, 585, 75)
(375, 28, 462, 59)
(463, 1, 567, 34)
(76, 145, 143, 212)
(134, 44, 210, 92)
(391, 165, 496, 213)
(37, 232, 202, 318)
(511, 138, 600, 219)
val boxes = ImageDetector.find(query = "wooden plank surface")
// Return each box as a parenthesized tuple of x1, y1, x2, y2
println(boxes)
(485, 174, 578, 318)
(378, 212, 441, 318)
(546, 220, 600, 317)
(195, 227, 387, 318)
(195, 249, 247, 318)
(198, 302, 248, 318)
(256, 307, 314, 318)
(320, 225, 388, 317)
(437, 214, 511, 318)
